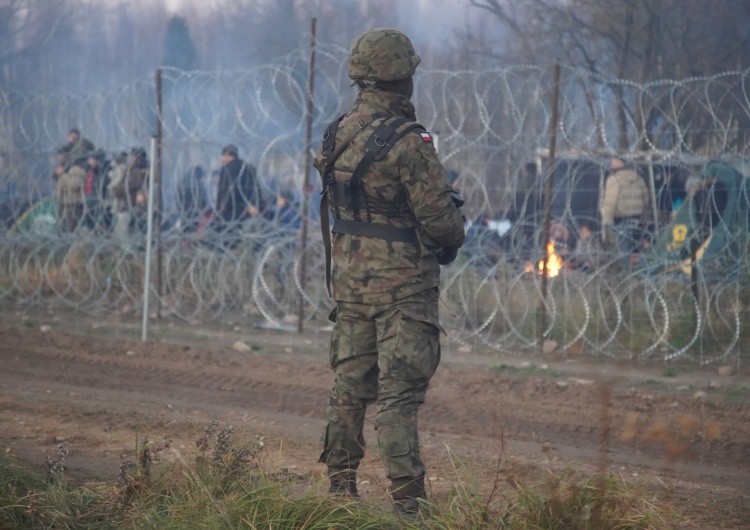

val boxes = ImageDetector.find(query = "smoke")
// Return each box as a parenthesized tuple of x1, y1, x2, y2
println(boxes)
(0, 0, 480, 210)
(394, 0, 473, 59)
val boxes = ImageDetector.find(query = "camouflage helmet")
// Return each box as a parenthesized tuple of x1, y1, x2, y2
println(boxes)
(348, 28, 421, 82)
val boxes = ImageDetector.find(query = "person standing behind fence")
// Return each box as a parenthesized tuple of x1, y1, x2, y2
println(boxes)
(600, 157, 650, 254)
(574, 220, 603, 272)
(111, 148, 148, 238)
(270, 189, 301, 237)
(314, 28, 464, 518)
(55, 150, 87, 233)
(106, 152, 127, 234)
(215, 144, 262, 247)
(62, 128, 95, 162)
(177, 166, 210, 233)
(82, 150, 111, 233)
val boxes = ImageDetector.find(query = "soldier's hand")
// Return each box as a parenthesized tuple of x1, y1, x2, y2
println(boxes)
(437, 245, 460, 265)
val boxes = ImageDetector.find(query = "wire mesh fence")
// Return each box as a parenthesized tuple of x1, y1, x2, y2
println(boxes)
(1, 44, 749, 365)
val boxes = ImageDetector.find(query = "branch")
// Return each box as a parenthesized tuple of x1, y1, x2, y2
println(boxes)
(468, 0, 525, 36)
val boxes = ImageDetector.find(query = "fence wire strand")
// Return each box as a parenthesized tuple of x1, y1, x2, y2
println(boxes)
(1, 45, 749, 364)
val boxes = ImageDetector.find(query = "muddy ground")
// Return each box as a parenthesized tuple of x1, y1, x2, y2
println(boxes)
(1, 310, 749, 528)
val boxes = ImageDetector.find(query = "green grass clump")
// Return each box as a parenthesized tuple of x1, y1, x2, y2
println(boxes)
(0, 422, 678, 530)
(661, 367, 678, 378)
(721, 386, 750, 402)
(490, 360, 561, 378)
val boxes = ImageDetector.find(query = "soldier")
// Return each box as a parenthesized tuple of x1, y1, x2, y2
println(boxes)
(314, 28, 465, 517)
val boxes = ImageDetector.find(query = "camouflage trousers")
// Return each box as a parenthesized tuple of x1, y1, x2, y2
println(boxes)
(319, 287, 441, 487)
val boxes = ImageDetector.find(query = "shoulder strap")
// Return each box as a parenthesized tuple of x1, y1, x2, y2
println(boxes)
(319, 113, 387, 297)
(349, 116, 424, 221)
(318, 113, 422, 298)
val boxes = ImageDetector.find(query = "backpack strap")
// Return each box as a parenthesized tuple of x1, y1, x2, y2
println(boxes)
(318, 113, 382, 297)
(347, 116, 424, 221)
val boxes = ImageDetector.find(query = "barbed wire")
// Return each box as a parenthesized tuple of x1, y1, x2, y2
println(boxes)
(0, 45, 749, 364)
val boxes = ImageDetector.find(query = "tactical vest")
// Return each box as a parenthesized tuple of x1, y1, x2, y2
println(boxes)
(319, 113, 427, 295)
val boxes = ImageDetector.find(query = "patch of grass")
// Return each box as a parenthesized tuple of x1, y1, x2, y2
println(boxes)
(0, 423, 678, 530)
(251, 344, 261, 352)
(22, 319, 36, 328)
(661, 367, 678, 378)
(490, 360, 562, 378)
(720, 386, 750, 402)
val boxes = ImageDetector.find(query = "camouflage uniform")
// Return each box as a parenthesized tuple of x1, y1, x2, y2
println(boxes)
(314, 28, 464, 506)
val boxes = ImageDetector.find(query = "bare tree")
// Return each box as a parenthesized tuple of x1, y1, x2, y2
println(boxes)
(0, 0, 74, 87)
(467, 0, 750, 152)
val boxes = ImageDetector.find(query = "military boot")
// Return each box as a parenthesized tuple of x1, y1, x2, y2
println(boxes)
(391, 476, 427, 520)
(328, 469, 359, 498)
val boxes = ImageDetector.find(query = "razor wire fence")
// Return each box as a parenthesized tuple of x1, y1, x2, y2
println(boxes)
(1, 44, 749, 365)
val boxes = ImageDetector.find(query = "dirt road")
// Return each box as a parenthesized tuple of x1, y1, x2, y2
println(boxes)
(1, 319, 749, 527)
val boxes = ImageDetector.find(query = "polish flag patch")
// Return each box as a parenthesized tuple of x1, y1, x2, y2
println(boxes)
(420, 132, 433, 142)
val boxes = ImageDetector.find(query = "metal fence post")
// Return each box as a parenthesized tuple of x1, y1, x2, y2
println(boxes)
(141, 137, 158, 342)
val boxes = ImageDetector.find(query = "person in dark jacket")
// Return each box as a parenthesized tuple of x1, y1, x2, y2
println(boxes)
(214, 144, 262, 247)
(62, 128, 95, 162)
(177, 166, 210, 233)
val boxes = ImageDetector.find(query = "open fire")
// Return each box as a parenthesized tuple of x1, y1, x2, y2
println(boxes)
(524, 243, 563, 277)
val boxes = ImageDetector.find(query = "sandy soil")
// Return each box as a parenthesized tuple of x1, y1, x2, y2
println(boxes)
(1, 313, 749, 528)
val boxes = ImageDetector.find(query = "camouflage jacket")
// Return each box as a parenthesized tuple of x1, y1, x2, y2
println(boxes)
(314, 87, 465, 305)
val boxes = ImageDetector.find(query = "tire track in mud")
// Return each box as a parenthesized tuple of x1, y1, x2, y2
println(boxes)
(2, 345, 329, 419)
(1, 327, 749, 490)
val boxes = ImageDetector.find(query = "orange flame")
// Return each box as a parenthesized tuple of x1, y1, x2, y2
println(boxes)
(539, 243, 563, 277)
(525, 243, 563, 277)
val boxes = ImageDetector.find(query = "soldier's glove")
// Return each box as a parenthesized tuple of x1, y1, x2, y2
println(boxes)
(437, 245, 460, 265)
